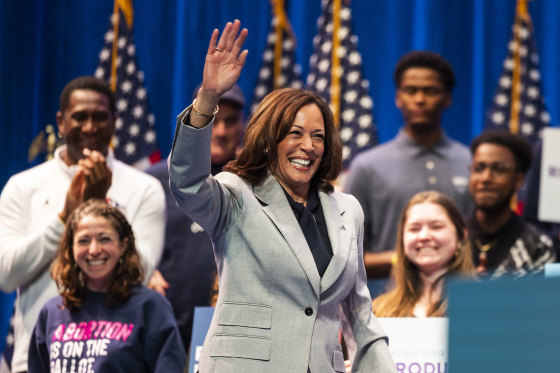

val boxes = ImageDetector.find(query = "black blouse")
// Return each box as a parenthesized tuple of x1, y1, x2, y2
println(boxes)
(283, 187, 333, 277)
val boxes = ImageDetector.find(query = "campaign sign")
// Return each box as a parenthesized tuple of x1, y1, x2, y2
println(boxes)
(538, 127, 560, 222)
(189, 307, 448, 372)
(378, 318, 448, 373)
(188, 307, 214, 373)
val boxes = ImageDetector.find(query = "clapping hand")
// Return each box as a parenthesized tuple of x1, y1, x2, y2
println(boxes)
(59, 148, 112, 222)
(79, 148, 112, 201)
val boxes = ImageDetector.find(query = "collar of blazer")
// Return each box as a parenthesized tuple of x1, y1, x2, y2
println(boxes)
(254, 172, 352, 296)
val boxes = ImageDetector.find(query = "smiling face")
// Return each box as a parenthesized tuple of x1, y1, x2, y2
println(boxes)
(273, 104, 325, 202)
(403, 201, 459, 276)
(73, 214, 127, 292)
(469, 143, 524, 212)
(396, 67, 451, 132)
(57, 89, 114, 165)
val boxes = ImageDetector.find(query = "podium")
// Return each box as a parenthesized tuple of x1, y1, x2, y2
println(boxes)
(189, 276, 560, 372)
(448, 276, 560, 373)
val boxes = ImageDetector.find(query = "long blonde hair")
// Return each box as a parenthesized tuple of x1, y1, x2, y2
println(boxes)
(372, 191, 475, 317)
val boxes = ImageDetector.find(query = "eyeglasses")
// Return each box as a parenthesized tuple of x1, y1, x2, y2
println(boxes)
(469, 162, 516, 175)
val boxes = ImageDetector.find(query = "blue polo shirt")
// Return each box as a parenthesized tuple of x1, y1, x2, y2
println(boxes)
(345, 129, 472, 253)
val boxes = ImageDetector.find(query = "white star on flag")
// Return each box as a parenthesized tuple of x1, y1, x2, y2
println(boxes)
(95, 1, 160, 167)
(484, 5, 550, 145)
(307, 0, 378, 168)
(250, 3, 303, 113)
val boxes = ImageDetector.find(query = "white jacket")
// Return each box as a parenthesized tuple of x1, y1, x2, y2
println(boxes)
(0, 146, 166, 372)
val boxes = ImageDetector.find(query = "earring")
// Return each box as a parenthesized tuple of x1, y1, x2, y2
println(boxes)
(264, 148, 270, 157)
(454, 242, 463, 257)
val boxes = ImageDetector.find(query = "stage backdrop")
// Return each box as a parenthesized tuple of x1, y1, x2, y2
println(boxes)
(2, 0, 560, 188)
(0, 0, 559, 350)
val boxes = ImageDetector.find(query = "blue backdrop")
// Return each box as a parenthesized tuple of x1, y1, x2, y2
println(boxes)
(1, 0, 559, 352)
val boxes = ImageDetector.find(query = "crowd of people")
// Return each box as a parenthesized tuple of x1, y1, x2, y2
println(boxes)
(0, 19, 557, 373)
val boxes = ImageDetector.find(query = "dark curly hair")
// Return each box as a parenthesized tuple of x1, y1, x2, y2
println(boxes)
(470, 129, 533, 173)
(224, 88, 342, 194)
(394, 51, 455, 93)
(51, 199, 143, 310)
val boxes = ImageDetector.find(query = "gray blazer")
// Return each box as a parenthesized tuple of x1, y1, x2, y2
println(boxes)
(169, 109, 396, 373)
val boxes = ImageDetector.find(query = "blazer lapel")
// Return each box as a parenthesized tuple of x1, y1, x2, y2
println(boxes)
(254, 173, 321, 296)
(319, 191, 351, 293)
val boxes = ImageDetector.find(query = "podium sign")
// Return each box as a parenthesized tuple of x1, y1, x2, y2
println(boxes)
(538, 127, 560, 222)
(379, 318, 448, 373)
(188, 307, 214, 373)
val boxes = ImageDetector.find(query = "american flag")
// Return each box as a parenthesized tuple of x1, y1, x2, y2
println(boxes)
(484, 2, 550, 145)
(307, 0, 377, 169)
(251, 1, 303, 113)
(94, 1, 160, 168)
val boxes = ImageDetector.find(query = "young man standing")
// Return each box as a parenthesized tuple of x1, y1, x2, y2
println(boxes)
(468, 130, 556, 278)
(345, 51, 472, 278)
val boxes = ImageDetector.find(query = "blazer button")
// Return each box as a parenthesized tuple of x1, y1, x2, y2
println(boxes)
(305, 307, 313, 316)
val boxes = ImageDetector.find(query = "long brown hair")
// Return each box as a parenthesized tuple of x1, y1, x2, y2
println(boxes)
(51, 199, 143, 310)
(224, 88, 342, 193)
(372, 190, 475, 317)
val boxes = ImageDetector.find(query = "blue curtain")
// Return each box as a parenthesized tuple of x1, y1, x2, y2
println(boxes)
(1, 0, 559, 351)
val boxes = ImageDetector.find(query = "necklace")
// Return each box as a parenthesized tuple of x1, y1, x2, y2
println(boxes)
(475, 239, 495, 275)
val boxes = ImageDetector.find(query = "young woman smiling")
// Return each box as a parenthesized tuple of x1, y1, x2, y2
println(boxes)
(28, 200, 185, 372)
(373, 191, 476, 317)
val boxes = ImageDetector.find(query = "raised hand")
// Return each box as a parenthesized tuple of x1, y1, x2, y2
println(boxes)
(191, 20, 248, 128)
(202, 20, 248, 97)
